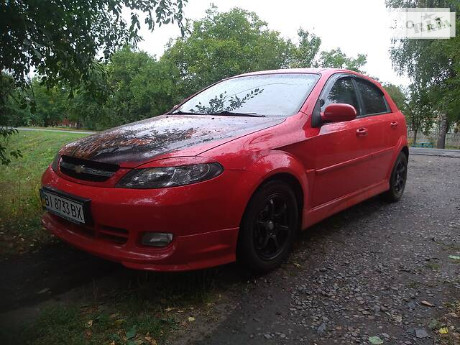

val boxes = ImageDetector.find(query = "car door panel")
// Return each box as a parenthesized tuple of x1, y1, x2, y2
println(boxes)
(285, 75, 384, 208)
(354, 78, 397, 181)
(285, 74, 399, 210)
(308, 115, 384, 207)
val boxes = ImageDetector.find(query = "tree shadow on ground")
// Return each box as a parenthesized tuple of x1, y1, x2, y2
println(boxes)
(0, 195, 388, 314)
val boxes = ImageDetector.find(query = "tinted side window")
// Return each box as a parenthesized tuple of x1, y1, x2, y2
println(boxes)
(324, 77, 360, 114)
(355, 79, 388, 115)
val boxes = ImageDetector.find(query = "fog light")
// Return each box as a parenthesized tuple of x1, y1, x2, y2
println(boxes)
(141, 232, 173, 247)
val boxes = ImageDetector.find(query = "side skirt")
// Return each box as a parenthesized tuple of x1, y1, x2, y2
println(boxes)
(302, 180, 389, 229)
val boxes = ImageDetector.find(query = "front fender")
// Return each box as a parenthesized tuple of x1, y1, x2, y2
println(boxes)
(227, 150, 310, 229)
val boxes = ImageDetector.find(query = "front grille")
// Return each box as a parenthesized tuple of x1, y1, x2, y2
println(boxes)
(52, 215, 129, 245)
(60, 155, 119, 182)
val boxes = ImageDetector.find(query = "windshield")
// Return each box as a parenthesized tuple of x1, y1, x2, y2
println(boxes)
(175, 73, 320, 117)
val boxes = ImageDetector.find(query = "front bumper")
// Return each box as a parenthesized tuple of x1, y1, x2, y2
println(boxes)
(41, 166, 244, 271)
(42, 213, 238, 271)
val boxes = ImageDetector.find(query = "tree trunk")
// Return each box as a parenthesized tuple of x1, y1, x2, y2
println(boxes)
(436, 113, 448, 149)
(413, 129, 418, 146)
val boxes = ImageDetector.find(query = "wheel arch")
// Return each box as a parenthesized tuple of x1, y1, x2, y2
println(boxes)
(237, 152, 308, 232)
(259, 173, 304, 230)
(235, 171, 305, 271)
(401, 146, 409, 159)
(386, 136, 409, 179)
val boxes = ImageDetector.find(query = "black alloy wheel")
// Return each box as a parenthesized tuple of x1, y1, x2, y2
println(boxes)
(383, 151, 408, 202)
(237, 180, 299, 272)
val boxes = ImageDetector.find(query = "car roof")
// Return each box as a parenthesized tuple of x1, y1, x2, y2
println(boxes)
(237, 68, 359, 77)
(235, 68, 382, 89)
(239, 68, 346, 76)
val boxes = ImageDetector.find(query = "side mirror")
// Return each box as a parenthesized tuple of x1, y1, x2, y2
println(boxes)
(321, 103, 357, 123)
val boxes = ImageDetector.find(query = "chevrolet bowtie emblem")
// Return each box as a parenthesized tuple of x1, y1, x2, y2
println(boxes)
(74, 165, 85, 174)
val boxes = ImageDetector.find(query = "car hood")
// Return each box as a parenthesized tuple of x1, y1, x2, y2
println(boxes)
(60, 114, 284, 166)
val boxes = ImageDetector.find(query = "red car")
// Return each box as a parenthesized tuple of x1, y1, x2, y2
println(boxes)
(40, 68, 408, 272)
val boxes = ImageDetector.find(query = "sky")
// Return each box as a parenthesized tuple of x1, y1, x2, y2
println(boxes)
(136, 0, 411, 87)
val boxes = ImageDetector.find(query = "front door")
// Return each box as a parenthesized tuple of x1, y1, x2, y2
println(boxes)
(306, 75, 386, 207)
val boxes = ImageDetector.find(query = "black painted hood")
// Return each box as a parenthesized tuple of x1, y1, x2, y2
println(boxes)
(60, 114, 284, 166)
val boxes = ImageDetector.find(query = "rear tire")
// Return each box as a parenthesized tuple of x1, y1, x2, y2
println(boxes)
(237, 180, 298, 273)
(382, 152, 408, 202)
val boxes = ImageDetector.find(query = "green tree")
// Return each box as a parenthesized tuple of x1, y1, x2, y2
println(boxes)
(386, 0, 459, 148)
(383, 83, 407, 111)
(162, 7, 293, 97)
(163, 7, 368, 99)
(103, 47, 178, 128)
(65, 62, 112, 129)
(0, 74, 21, 164)
(406, 83, 435, 144)
(0, 0, 187, 164)
(0, 73, 31, 127)
(30, 80, 69, 127)
(66, 48, 178, 130)
(289, 29, 322, 68)
(1, 0, 187, 88)
(316, 48, 367, 72)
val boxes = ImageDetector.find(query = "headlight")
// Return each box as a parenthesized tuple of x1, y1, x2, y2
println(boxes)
(116, 163, 224, 189)
(51, 153, 60, 172)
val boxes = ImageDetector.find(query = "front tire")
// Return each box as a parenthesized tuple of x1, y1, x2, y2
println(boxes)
(382, 152, 408, 202)
(237, 180, 299, 273)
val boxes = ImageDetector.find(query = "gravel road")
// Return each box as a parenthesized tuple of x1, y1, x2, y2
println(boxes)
(190, 154, 460, 345)
(0, 153, 458, 345)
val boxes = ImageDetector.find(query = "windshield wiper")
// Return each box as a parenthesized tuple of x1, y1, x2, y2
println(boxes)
(171, 110, 206, 115)
(213, 110, 265, 117)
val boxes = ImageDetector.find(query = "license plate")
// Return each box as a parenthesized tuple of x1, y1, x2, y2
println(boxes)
(40, 188, 89, 224)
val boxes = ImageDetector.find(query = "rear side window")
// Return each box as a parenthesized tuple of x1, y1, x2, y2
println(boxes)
(323, 77, 360, 115)
(355, 79, 389, 115)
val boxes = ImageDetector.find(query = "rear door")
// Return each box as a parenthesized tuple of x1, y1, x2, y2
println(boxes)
(353, 78, 394, 181)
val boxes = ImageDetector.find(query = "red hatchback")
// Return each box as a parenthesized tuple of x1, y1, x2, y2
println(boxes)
(40, 68, 408, 272)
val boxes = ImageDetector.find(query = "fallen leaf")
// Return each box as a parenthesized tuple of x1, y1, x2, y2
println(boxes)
(439, 327, 449, 334)
(188, 316, 195, 322)
(114, 319, 125, 326)
(293, 262, 301, 268)
(448, 255, 460, 260)
(421, 300, 434, 307)
(144, 336, 158, 345)
(369, 335, 384, 344)
(165, 307, 174, 312)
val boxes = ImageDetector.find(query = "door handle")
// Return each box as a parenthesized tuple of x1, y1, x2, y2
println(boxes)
(390, 121, 398, 128)
(356, 128, 368, 137)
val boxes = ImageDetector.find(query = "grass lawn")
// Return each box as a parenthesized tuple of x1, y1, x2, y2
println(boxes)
(1, 269, 228, 345)
(0, 129, 90, 256)
(0, 129, 230, 345)
(19, 302, 176, 345)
